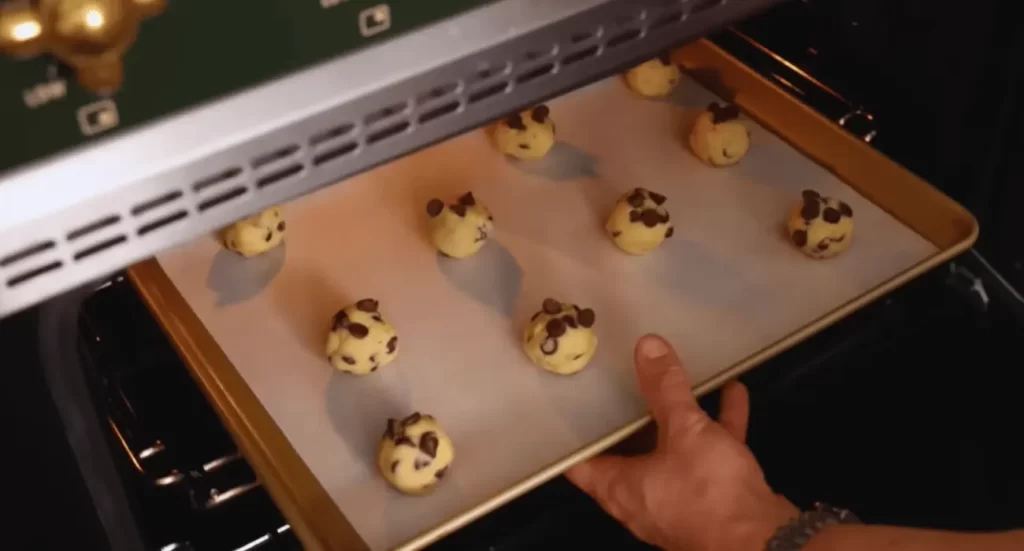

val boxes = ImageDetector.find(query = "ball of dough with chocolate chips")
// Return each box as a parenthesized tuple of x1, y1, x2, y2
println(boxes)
(522, 298, 598, 376)
(606, 188, 674, 255)
(492, 105, 556, 160)
(689, 102, 750, 167)
(625, 55, 681, 98)
(377, 412, 454, 495)
(223, 207, 286, 257)
(787, 189, 854, 259)
(325, 299, 399, 375)
(426, 192, 495, 259)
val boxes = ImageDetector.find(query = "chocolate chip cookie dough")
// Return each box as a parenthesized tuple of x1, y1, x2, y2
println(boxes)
(522, 299, 598, 375)
(326, 299, 399, 375)
(624, 54, 681, 98)
(689, 102, 750, 167)
(223, 207, 286, 257)
(377, 412, 454, 495)
(787, 189, 854, 259)
(606, 188, 674, 255)
(492, 105, 556, 160)
(426, 192, 495, 259)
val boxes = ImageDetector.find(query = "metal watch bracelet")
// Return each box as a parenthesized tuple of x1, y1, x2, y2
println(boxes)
(765, 502, 861, 551)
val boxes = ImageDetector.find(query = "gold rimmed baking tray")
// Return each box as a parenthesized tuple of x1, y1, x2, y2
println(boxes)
(129, 39, 977, 551)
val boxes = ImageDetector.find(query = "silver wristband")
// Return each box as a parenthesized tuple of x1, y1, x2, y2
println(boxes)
(765, 502, 860, 551)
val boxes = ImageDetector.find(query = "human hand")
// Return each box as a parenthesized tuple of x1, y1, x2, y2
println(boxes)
(566, 334, 798, 551)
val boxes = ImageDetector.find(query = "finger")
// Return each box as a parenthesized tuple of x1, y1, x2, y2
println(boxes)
(718, 380, 751, 442)
(565, 455, 637, 518)
(634, 334, 704, 428)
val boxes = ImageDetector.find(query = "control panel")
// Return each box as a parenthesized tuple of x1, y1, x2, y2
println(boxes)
(0, 0, 492, 174)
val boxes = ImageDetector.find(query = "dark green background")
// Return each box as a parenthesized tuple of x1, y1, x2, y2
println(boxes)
(0, 0, 491, 174)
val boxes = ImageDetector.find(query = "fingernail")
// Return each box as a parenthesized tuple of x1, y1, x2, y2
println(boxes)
(638, 335, 670, 360)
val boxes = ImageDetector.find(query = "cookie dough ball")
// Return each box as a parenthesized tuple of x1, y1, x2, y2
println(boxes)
(689, 102, 750, 167)
(377, 412, 454, 495)
(606, 188, 674, 255)
(522, 299, 598, 375)
(492, 105, 556, 160)
(787, 189, 854, 259)
(625, 55, 681, 98)
(325, 299, 398, 375)
(223, 207, 286, 257)
(426, 192, 495, 259)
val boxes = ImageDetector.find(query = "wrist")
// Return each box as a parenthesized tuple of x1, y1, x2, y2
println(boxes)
(735, 495, 801, 551)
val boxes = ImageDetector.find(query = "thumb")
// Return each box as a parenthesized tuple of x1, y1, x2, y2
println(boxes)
(634, 334, 705, 431)
(565, 454, 640, 520)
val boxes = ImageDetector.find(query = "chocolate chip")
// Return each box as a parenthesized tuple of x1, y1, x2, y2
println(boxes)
(801, 200, 820, 221)
(627, 191, 646, 208)
(436, 466, 448, 479)
(801, 189, 820, 202)
(427, 199, 444, 217)
(419, 431, 439, 458)
(834, 234, 846, 243)
(562, 315, 578, 329)
(629, 210, 643, 223)
(612, 230, 622, 238)
(391, 460, 399, 473)
(531, 105, 550, 123)
(371, 365, 378, 372)
(385, 419, 399, 439)
(332, 310, 350, 330)
(546, 318, 567, 338)
(573, 353, 585, 360)
(708, 102, 741, 124)
(839, 201, 853, 217)
(577, 308, 596, 328)
(403, 412, 422, 426)
(542, 298, 561, 315)
(488, 215, 494, 221)
(540, 337, 558, 355)
(387, 336, 398, 354)
(506, 114, 526, 130)
(264, 230, 273, 242)
(649, 191, 667, 206)
(791, 229, 808, 247)
(356, 298, 379, 313)
(347, 323, 369, 339)
(458, 192, 476, 206)
(369, 354, 377, 364)
(475, 227, 488, 242)
(450, 204, 468, 217)
(414, 457, 431, 470)
(817, 241, 830, 251)
(277, 221, 286, 231)
(822, 207, 842, 224)
(518, 144, 530, 150)
(665, 226, 675, 238)
(531, 311, 542, 322)
(342, 355, 356, 365)
(659, 211, 670, 224)
(395, 436, 414, 447)
(721, 148, 731, 159)
(641, 209, 660, 228)
(372, 313, 383, 323)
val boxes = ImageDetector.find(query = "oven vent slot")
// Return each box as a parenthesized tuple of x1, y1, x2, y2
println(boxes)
(193, 167, 243, 193)
(365, 102, 410, 127)
(311, 123, 355, 146)
(0, 240, 55, 268)
(256, 164, 305, 189)
(7, 260, 62, 287)
(138, 210, 188, 236)
(313, 141, 359, 167)
(67, 215, 120, 241)
(198, 187, 248, 212)
(74, 235, 127, 261)
(131, 190, 184, 217)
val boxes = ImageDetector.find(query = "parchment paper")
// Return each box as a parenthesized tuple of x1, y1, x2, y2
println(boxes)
(156, 76, 938, 550)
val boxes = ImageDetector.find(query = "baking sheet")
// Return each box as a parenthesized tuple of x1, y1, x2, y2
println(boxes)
(156, 75, 938, 550)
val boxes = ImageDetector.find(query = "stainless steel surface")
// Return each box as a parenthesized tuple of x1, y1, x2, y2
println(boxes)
(0, 0, 781, 318)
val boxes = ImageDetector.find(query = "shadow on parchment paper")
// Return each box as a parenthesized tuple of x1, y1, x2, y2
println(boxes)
(436, 241, 523, 320)
(325, 369, 413, 475)
(642, 238, 759, 310)
(206, 243, 286, 307)
(268, 267, 349, 359)
(507, 142, 600, 181)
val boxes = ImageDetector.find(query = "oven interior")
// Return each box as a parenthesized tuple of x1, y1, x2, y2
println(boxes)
(4, 1, 1024, 549)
